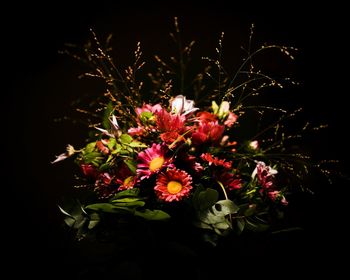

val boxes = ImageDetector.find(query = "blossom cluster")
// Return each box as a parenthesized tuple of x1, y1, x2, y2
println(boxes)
(54, 95, 288, 239)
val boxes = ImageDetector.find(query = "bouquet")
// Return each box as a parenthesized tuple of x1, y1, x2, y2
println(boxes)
(53, 18, 330, 246)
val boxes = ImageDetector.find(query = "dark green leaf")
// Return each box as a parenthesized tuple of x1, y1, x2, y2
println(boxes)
(103, 102, 114, 129)
(64, 216, 76, 227)
(135, 209, 171, 220)
(88, 213, 100, 229)
(85, 203, 133, 213)
(124, 159, 137, 174)
(235, 218, 245, 234)
(111, 188, 140, 200)
(99, 162, 111, 171)
(198, 188, 219, 211)
(113, 199, 145, 208)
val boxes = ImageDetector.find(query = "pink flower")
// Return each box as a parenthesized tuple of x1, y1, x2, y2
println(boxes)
(252, 161, 277, 189)
(128, 126, 145, 136)
(136, 104, 162, 116)
(154, 168, 193, 202)
(136, 143, 173, 180)
(268, 191, 288, 205)
(224, 112, 238, 127)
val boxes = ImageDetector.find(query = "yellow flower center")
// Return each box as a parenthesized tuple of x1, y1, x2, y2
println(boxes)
(149, 156, 165, 171)
(123, 176, 134, 186)
(167, 181, 183, 194)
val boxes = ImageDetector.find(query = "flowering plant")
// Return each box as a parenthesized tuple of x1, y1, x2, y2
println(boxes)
(53, 19, 329, 245)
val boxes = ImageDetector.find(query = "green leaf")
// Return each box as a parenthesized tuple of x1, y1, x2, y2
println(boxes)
(64, 216, 76, 227)
(112, 144, 122, 154)
(198, 188, 219, 211)
(245, 218, 269, 232)
(88, 212, 100, 229)
(128, 140, 147, 148)
(103, 102, 114, 129)
(124, 159, 137, 175)
(119, 134, 133, 144)
(212, 101, 219, 114)
(83, 152, 103, 164)
(235, 218, 245, 234)
(85, 203, 133, 213)
(85, 142, 96, 153)
(99, 162, 111, 171)
(113, 199, 145, 208)
(112, 197, 143, 203)
(111, 188, 140, 200)
(243, 204, 256, 217)
(107, 137, 117, 150)
(135, 209, 171, 220)
(140, 111, 153, 123)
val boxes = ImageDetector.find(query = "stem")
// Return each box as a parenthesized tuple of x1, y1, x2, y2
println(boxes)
(217, 181, 232, 224)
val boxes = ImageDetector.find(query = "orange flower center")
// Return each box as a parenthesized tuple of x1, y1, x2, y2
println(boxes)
(123, 176, 134, 186)
(149, 156, 165, 171)
(167, 181, 183, 194)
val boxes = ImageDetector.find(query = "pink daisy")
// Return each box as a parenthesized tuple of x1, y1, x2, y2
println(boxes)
(154, 168, 193, 202)
(136, 143, 173, 180)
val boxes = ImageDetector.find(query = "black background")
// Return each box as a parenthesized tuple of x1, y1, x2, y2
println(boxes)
(3, 2, 349, 279)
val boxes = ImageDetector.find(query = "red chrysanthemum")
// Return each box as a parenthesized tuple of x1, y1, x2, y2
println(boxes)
(154, 168, 193, 202)
(218, 172, 242, 190)
(200, 153, 232, 169)
(136, 143, 173, 180)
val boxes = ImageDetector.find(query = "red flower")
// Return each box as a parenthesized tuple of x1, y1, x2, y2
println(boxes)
(201, 153, 232, 169)
(115, 164, 137, 191)
(94, 172, 116, 199)
(80, 164, 99, 179)
(218, 172, 242, 190)
(192, 121, 224, 145)
(96, 140, 110, 155)
(156, 109, 186, 133)
(154, 168, 193, 202)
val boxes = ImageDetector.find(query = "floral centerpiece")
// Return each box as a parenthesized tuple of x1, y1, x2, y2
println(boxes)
(53, 18, 331, 246)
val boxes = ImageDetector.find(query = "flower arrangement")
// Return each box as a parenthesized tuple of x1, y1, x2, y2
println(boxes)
(53, 18, 331, 245)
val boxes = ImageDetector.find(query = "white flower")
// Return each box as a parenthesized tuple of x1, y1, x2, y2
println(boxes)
(51, 144, 76, 164)
(171, 95, 198, 115)
(95, 115, 122, 138)
(251, 161, 278, 178)
(249, 140, 259, 150)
